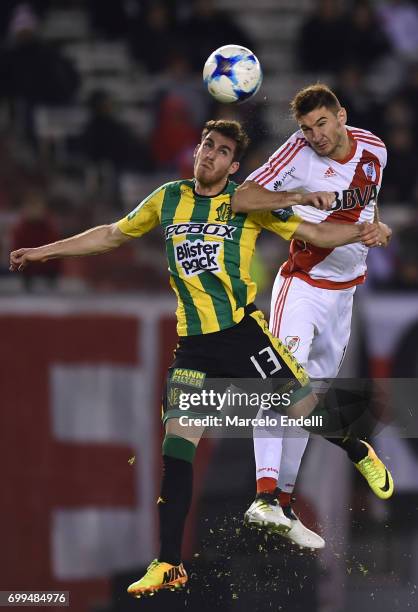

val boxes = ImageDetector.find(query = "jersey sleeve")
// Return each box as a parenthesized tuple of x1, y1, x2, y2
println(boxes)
(251, 209, 303, 241)
(378, 144, 387, 172)
(245, 132, 309, 192)
(117, 184, 165, 238)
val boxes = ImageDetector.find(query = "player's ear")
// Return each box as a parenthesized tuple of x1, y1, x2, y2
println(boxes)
(229, 161, 240, 176)
(337, 107, 347, 125)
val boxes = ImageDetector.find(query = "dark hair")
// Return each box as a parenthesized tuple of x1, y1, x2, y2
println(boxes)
(290, 83, 341, 119)
(201, 119, 250, 162)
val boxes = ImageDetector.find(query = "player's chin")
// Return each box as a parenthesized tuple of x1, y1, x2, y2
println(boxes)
(314, 145, 331, 157)
(195, 166, 213, 182)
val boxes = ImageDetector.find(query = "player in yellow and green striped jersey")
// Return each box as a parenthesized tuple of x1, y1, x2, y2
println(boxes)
(117, 177, 300, 336)
(10, 119, 383, 597)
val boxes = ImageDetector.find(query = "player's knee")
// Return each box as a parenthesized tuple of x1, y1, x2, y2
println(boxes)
(165, 418, 204, 447)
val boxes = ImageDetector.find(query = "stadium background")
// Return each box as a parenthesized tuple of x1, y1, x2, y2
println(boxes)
(1, 1, 418, 611)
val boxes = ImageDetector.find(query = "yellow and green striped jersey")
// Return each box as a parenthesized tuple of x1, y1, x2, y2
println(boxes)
(117, 179, 302, 336)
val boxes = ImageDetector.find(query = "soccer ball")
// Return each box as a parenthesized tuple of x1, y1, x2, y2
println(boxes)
(203, 44, 262, 104)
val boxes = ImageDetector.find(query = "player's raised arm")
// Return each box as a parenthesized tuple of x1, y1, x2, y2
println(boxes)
(9, 223, 131, 272)
(294, 220, 380, 249)
(231, 180, 335, 213)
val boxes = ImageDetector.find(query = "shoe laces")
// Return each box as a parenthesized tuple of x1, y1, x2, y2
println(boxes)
(359, 456, 381, 483)
(255, 491, 278, 509)
(146, 559, 160, 574)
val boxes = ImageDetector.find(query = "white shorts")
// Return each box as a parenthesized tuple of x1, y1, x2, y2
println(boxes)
(269, 275, 355, 388)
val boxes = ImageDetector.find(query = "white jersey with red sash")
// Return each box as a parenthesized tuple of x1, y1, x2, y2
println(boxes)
(246, 126, 387, 289)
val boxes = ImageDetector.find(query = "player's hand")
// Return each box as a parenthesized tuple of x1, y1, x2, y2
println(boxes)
(358, 222, 380, 247)
(9, 247, 46, 272)
(377, 222, 392, 247)
(299, 191, 335, 210)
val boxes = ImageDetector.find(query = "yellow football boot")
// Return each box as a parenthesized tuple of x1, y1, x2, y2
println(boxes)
(355, 441, 394, 499)
(127, 559, 188, 598)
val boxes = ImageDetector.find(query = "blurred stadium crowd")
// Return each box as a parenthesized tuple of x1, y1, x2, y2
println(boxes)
(1, 0, 418, 293)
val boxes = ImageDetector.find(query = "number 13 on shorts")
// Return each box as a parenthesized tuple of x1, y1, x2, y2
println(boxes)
(250, 346, 283, 379)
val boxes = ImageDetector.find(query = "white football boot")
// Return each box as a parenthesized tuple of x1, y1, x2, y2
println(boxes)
(280, 503, 325, 550)
(244, 492, 325, 549)
(244, 493, 292, 534)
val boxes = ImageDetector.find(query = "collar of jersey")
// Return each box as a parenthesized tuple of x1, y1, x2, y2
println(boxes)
(332, 132, 357, 164)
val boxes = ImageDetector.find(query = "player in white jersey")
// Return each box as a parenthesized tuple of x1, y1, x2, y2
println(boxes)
(232, 83, 393, 549)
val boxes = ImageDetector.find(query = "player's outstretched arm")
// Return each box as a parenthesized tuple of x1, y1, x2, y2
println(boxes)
(231, 181, 335, 213)
(9, 223, 131, 272)
(294, 221, 380, 249)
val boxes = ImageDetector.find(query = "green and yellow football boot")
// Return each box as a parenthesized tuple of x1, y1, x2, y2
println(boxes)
(355, 441, 394, 500)
(127, 559, 188, 598)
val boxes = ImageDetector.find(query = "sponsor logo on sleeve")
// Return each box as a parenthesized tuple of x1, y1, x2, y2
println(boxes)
(273, 166, 296, 190)
(271, 208, 294, 221)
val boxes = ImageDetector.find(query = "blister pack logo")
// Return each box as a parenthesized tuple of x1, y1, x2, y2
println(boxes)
(175, 240, 221, 276)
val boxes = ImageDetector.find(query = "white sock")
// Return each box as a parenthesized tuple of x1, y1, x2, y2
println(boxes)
(253, 408, 285, 482)
(278, 427, 310, 493)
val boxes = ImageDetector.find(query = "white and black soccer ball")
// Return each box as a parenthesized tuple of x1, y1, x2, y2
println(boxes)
(203, 44, 262, 104)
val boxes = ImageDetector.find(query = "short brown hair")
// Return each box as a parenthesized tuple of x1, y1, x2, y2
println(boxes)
(201, 119, 250, 162)
(290, 83, 341, 119)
